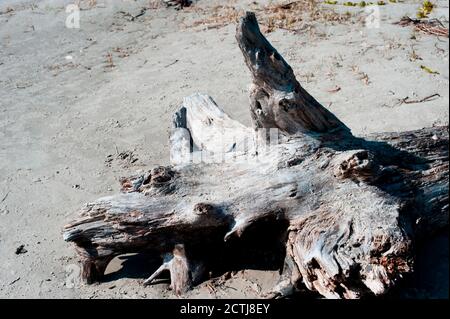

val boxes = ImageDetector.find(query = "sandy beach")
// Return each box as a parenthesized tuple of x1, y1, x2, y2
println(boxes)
(0, 0, 448, 298)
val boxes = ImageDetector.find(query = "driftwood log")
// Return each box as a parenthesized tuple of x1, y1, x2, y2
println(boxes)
(162, 0, 192, 9)
(63, 12, 448, 299)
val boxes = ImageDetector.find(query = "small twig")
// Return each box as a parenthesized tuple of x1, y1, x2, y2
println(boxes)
(397, 93, 441, 105)
(164, 59, 179, 68)
(130, 8, 147, 21)
(394, 16, 449, 38)
(430, 18, 445, 28)
(326, 86, 341, 93)
(1, 191, 9, 203)
(206, 282, 217, 294)
(222, 285, 238, 291)
(16, 83, 32, 89)
(259, 23, 305, 34)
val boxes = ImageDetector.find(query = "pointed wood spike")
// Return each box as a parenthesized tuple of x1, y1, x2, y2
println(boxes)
(237, 12, 351, 135)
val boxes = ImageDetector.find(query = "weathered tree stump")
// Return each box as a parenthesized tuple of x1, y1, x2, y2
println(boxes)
(63, 12, 448, 299)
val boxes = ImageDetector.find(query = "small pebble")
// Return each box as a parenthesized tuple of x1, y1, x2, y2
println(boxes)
(15, 245, 27, 255)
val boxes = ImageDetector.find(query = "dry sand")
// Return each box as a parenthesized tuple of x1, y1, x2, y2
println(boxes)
(0, 0, 448, 298)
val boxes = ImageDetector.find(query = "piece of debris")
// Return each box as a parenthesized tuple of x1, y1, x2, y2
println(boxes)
(105, 53, 115, 69)
(149, 0, 162, 9)
(327, 86, 341, 93)
(409, 48, 422, 61)
(9, 277, 20, 285)
(15, 245, 27, 255)
(72, 184, 81, 189)
(0, 7, 14, 15)
(105, 150, 139, 168)
(420, 65, 440, 74)
(118, 151, 132, 160)
(417, 0, 434, 19)
(394, 16, 449, 38)
(16, 82, 32, 89)
(1, 191, 9, 203)
(62, 11, 449, 300)
(130, 8, 147, 21)
(360, 72, 370, 85)
(164, 60, 179, 68)
(189, 1, 352, 33)
(118, 7, 147, 21)
(163, 0, 192, 9)
(205, 282, 217, 294)
(105, 154, 114, 164)
(119, 151, 139, 165)
(397, 93, 441, 105)
(112, 47, 131, 58)
(351, 65, 370, 85)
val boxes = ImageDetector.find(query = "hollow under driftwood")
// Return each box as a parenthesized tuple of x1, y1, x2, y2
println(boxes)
(63, 12, 448, 299)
